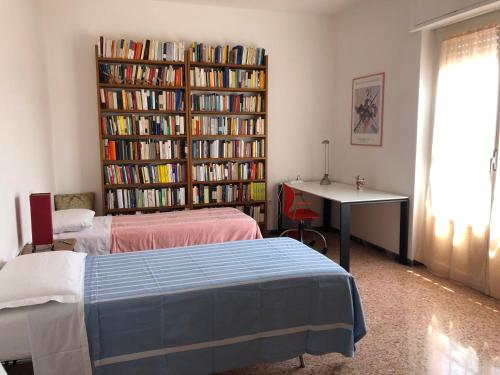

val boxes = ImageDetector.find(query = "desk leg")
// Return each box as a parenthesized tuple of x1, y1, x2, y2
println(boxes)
(340, 203, 351, 271)
(323, 199, 331, 230)
(399, 199, 409, 265)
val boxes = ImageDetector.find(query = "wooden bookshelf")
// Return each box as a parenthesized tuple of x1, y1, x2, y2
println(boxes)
(95, 43, 268, 227)
(95, 45, 188, 214)
(188, 51, 268, 227)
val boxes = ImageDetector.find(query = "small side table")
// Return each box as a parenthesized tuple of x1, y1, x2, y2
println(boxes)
(20, 238, 77, 255)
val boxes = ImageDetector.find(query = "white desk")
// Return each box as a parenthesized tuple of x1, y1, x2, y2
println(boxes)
(285, 181, 409, 271)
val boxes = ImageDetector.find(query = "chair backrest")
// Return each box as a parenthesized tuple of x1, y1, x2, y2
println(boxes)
(282, 184, 296, 215)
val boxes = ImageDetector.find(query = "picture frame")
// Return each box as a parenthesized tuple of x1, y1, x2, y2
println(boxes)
(350, 72, 385, 146)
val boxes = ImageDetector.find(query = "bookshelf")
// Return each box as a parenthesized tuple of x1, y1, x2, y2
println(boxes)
(95, 41, 268, 228)
(95, 43, 188, 214)
(188, 47, 268, 228)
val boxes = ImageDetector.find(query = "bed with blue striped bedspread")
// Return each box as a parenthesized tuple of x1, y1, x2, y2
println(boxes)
(84, 237, 366, 375)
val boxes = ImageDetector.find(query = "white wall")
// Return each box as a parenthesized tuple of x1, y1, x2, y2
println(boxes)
(330, 0, 422, 256)
(38, 0, 335, 229)
(0, 0, 55, 264)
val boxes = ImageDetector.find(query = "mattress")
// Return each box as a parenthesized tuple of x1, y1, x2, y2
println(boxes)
(84, 237, 366, 374)
(55, 216, 111, 256)
(55, 208, 262, 255)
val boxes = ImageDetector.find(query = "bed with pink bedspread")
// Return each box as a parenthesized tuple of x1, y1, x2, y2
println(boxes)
(55, 207, 262, 255)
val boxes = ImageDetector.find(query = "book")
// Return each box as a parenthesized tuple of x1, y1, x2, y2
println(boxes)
(98, 37, 185, 62)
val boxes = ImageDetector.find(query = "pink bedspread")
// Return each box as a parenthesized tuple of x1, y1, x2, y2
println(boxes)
(110, 207, 263, 253)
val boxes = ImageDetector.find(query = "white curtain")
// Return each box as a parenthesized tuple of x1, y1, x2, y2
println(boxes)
(423, 26, 500, 297)
(488, 150, 500, 298)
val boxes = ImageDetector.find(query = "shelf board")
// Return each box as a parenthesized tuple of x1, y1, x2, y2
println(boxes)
(99, 83, 185, 90)
(192, 179, 266, 185)
(190, 61, 266, 70)
(191, 134, 265, 139)
(101, 109, 185, 114)
(191, 111, 266, 116)
(98, 57, 185, 66)
(192, 200, 267, 208)
(105, 205, 187, 213)
(103, 159, 187, 165)
(104, 183, 187, 189)
(190, 87, 265, 93)
(101, 109, 186, 115)
(192, 157, 265, 163)
(102, 134, 186, 140)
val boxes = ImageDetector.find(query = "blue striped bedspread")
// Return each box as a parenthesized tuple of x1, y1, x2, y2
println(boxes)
(84, 237, 366, 375)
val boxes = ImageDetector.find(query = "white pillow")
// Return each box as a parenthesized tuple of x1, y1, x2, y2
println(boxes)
(52, 209, 95, 234)
(0, 251, 87, 310)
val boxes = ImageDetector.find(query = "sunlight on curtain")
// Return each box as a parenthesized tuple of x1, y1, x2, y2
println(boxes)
(424, 26, 499, 292)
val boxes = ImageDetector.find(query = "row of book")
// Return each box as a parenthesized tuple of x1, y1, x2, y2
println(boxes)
(191, 94, 264, 113)
(105, 187, 186, 210)
(191, 115, 264, 136)
(98, 37, 185, 62)
(192, 161, 265, 182)
(191, 140, 265, 159)
(104, 139, 186, 161)
(190, 43, 265, 66)
(99, 64, 183, 87)
(101, 115, 185, 136)
(192, 182, 266, 205)
(104, 163, 186, 185)
(100, 89, 184, 111)
(236, 204, 265, 223)
(189, 67, 265, 89)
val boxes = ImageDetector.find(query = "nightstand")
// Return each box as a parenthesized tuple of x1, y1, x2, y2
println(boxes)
(20, 238, 77, 255)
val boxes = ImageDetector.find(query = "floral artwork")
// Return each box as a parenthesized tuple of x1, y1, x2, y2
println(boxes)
(351, 73, 384, 146)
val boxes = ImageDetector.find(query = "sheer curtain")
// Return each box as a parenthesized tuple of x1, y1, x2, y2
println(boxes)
(488, 149, 500, 298)
(423, 26, 499, 296)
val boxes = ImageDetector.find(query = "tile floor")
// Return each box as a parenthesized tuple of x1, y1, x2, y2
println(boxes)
(224, 234, 500, 375)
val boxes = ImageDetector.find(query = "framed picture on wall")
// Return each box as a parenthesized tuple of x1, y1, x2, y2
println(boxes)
(351, 72, 385, 146)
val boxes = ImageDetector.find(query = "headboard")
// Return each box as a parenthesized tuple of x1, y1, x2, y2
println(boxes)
(54, 192, 95, 211)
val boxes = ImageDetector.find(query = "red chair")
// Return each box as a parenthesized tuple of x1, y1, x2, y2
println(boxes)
(279, 184, 328, 254)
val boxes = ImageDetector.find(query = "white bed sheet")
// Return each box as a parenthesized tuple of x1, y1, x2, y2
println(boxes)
(54, 216, 112, 256)
(0, 302, 91, 375)
(0, 304, 32, 361)
(0, 301, 89, 367)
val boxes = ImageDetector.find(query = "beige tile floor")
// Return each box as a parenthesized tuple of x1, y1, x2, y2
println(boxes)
(224, 234, 500, 375)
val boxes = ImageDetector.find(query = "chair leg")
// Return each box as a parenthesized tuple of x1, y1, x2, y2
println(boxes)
(298, 221, 305, 243)
(304, 229, 328, 254)
(299, 355, 305, 368)
(279, 228, 296, 237)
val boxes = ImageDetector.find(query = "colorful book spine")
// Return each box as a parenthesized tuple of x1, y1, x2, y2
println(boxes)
(192, 161, 264, 182)
(100, 115, 185, 136)
(191, 94, 263, 112)
(98, 37, 185, 62)
(106, 187, 186, 209)
(191, 139, 265, 159)
(190, 42, 265, 65)
(99, 89, 184, 111)
(104, 163, 186, 185)
(192, 182, 265, 205)
(191, 116, 264, 136)
(99, 64, 183, 86)
(103, 139, 187, 160)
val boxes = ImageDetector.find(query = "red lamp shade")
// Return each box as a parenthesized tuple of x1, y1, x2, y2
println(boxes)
(30, 193, 53, 247)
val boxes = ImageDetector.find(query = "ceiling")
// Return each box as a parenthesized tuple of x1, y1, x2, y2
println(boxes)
(154, 0, 360, 16)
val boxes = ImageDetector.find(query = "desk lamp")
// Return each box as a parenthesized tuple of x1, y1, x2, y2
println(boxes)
(320, 139, 332, 185)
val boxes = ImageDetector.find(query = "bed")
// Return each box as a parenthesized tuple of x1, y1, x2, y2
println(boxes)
(0, 237, 366, 375)
(54, 207, 262, 255)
